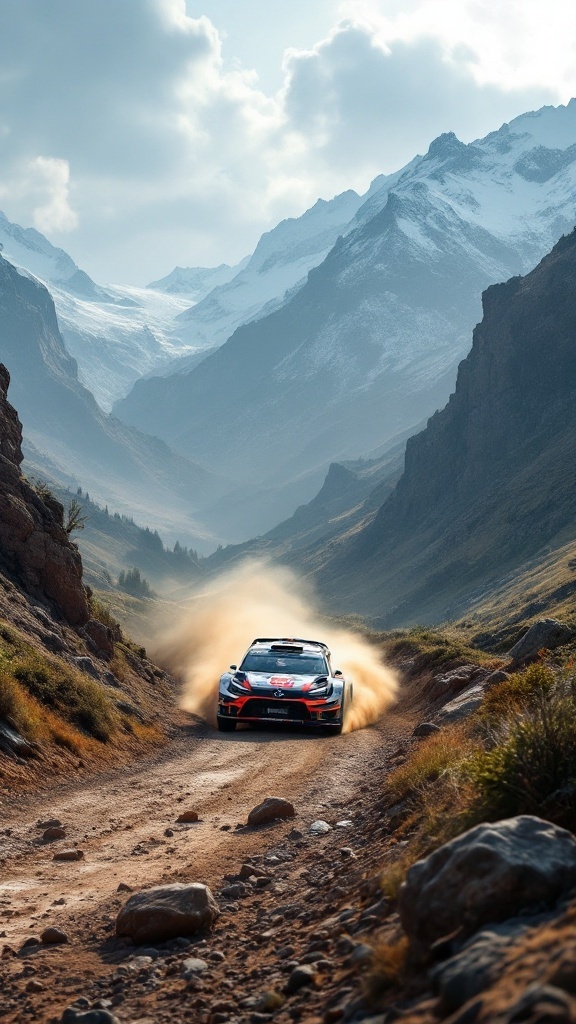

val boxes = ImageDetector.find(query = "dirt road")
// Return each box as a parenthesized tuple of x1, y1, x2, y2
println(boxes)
(0, 708, 414, 1023)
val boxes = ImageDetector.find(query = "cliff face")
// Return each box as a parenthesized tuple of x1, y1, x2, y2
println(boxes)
(318, 229, 576, 623)
(0, 364, 89, 626)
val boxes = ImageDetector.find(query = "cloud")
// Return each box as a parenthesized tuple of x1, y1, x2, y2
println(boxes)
(29, 157, 78, 233)
(0, 1, 563, 282)
(281, 21, 556, 178)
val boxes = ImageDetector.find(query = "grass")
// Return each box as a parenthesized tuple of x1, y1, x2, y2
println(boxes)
(365, 937, 409, 1002)
(381, 626, 497, 674)
(13, 652, 114, 742)
(379, 660, 576, 903)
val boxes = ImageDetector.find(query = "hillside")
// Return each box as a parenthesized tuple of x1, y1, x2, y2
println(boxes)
(115, 101, 576, 527)
(313, 227, 576, 625)
(0, 253, 225, 551)
(0, 362, 177, 779)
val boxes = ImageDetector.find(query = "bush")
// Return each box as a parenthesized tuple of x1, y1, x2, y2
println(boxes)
(0, 670, 19, 722)
(476, 663, 555, 730)
(13, 654, 114, 742)
(466, 682, 576, 828)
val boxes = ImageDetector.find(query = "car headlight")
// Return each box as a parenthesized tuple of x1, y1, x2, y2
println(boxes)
(308, 676, 332, 698)
(228, 675, 251, 696)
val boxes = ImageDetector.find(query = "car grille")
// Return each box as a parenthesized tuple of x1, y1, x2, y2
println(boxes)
(240, 699, 311, 721)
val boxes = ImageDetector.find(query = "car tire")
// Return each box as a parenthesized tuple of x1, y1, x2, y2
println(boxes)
(217, 717, 237, 732)
(322, 722, 343, 736)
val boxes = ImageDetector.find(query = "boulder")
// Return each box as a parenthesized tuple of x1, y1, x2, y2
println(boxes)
(115, 883, 219, 944)
(53, 849, 84, 862)
(508, 619, 574, 664)
(247, 797, 295, 827)
(427, 665, 489, 702)
(399, 816, 576, 949)
(42, 826, 66, 842)
(435, 684, 486, 724)
(176, 810, 199, 823)
(412, 722, 441, 738)
(61, 1010, 121, 1024)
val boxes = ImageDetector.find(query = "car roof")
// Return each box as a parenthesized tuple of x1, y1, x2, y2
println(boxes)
(248, 637, 330, 657)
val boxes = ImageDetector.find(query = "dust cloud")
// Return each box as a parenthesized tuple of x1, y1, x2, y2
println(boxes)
(152, 561, 397, 732)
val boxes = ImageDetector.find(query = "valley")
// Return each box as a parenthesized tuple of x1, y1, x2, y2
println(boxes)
(1, 74, 576, 1024)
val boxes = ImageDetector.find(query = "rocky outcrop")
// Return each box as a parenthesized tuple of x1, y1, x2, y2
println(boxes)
(318, 227, 576, 625)
(508, 619, 574, 664)
(398, 816, 576, 951)
(0, 364, 89, 626)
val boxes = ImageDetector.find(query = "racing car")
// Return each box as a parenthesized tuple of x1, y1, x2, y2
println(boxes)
(217, 637, 352, 735)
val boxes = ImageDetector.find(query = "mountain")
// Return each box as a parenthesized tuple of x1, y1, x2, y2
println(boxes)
(147, 257, 250, 299)
(0, 253, 224, 551)
(169, 188, 366, 354)
(0, 209, 102, 299)
(115, 101, 576, 519)
(313, 226, 576, 624)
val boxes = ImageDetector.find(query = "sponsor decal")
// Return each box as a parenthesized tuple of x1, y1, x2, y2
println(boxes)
(269, 676, 294, 687)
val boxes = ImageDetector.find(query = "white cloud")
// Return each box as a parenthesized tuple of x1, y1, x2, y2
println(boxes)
(30, 157, 78, 233)
(0, 0, 567, 282)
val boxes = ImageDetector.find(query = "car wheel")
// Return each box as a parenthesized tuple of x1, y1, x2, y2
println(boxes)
(217, 717, 237, 732)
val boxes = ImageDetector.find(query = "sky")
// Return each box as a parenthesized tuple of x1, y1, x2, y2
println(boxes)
(1, 0, 575, 285)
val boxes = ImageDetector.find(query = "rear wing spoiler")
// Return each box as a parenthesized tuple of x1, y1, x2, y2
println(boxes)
(251, 637, 330, 652)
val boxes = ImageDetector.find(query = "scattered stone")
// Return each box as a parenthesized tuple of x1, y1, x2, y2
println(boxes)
(349, 943, 372, 964)
(288, 828, 304, 840)
(412, 722, 441, 738)
(26, 979, 45, 992)
(335, 820, 353, 828)
(508, 619, 574, 664)
(115, 883, 219, 944)
(20, 936, 41, 949)
(247, 797, 295, 827)
(37, 818, 62, 829)
(254, 991, 285, 1012)
(309, 820, 332, 834)
(399, 816, 576, 949)
(277, 946, 296, 960)
(484, 670, 511, 688)
(42, 826, 66, 842)
(61, 1009, 121, 1024)
(285, 964, 317, 995)
(72, 656, 100, 679)
(339, 848, 356, 859)
(209, 950, 225, 962)
(221, 884, 246, 900)
(176, 810, 199, 823)
(41, 926, 69, 945)
(164, 828, 174, 837)
(181, 957, 208, 977)
(117, 883, 133, 893)
(239, 863, 270, 881)
(53, 849, 84, 862)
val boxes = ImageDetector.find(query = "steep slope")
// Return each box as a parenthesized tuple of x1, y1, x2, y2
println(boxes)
(0, 254, 223, 550)
(0, 210, 101, 298)
(315, 227, 576, 624)
(169, 188, 365, 353)
(116, 101, 576, 499)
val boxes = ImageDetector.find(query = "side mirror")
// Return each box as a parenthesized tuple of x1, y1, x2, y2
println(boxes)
(334, 670, 343, 677)
(229, 664, 237, 671)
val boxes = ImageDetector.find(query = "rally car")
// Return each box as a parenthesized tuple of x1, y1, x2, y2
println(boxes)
(217, 637, 352, 735)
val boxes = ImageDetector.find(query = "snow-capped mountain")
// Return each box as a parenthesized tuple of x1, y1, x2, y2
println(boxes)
(115, 100, 576, 539)
(171, 188, 367, 353)
(0, 210, 101, 298)
(147, 257, 249, 299)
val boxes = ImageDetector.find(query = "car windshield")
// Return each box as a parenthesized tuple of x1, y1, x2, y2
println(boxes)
(240, 652, 328, 675)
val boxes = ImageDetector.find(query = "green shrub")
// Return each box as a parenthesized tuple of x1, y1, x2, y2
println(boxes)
(0, 670, 19, 722)
(476, 663, 555, 729)
(13, 655, 114, 742)
(466, 682, 576, 828)
(89, 596, 118, 629)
